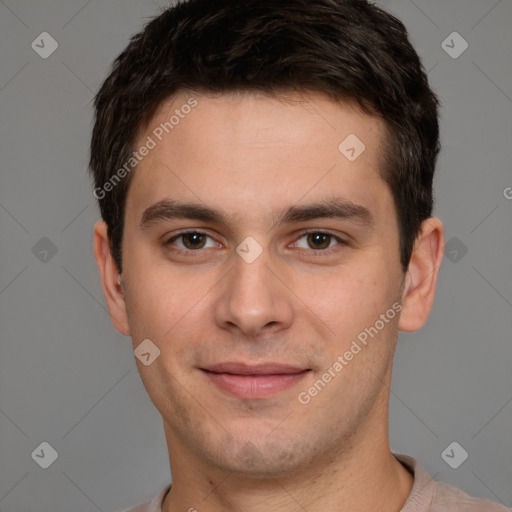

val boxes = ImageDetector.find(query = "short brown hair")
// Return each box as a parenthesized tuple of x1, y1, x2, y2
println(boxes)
(89, 0, 441, 273)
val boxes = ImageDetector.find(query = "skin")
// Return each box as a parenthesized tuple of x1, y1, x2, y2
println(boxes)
(94, 90, 444, 512)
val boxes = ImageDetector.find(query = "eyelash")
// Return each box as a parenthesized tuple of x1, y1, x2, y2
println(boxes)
(164, 229, 347, 256)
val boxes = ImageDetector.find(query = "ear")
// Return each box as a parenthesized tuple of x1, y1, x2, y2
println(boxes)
(398, 217, 444, 332)
(93, 220, 130, 336)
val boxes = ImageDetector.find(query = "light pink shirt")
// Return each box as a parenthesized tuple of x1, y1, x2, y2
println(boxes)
(120, 453, 510, 511)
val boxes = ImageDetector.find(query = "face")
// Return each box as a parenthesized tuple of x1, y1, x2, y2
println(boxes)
(117, 91, 407, 477)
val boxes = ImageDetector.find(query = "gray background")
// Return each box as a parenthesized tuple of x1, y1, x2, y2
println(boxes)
(0, 0, 511, 511)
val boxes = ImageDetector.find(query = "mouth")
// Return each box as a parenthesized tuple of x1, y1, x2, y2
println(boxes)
(201, 362, 311, 399)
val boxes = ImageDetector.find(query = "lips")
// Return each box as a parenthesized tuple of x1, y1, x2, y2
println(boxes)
(203, 362, 308, 375)
(201, 362, 310, 398)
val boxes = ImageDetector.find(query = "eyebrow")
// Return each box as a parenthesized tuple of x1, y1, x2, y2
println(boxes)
(139, 198, 374, 231)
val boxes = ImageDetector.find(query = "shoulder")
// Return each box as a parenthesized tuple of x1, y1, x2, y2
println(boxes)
(393, 453, 510, 512)
(115, 483, 171, 512)
(431, 479, 511, 512)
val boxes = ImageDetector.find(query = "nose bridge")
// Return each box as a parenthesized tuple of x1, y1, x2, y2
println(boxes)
(213, 240, 293, 336)
(231, 243, 275, 308)
(231, 234, 273, 292)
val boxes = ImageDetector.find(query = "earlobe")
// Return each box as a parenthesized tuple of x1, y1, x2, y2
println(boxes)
(93, 220, 131, 336)
(398, 217, 445, 332)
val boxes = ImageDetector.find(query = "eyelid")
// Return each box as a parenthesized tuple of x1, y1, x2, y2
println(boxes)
(165, 228, 212, 240)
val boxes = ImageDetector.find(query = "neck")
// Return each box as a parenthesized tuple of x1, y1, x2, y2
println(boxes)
(162, 426, 413, 512)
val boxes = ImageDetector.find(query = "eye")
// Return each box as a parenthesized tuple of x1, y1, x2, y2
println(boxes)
(165, 231, 219, 251)
(293, 231, 345, 251)
(163, 229, 346, 255)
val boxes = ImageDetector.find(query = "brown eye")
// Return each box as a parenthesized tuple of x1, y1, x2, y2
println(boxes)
(293, 231, 346, 252)
(181, 232, 207, 249)
(165, 231, 218, 251)
(306, 232, 332, 250)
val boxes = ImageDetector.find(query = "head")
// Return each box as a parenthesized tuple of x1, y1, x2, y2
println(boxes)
(91, 0, 444, 478)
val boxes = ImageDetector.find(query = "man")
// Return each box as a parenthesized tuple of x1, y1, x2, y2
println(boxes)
(89, 1, 510, 511)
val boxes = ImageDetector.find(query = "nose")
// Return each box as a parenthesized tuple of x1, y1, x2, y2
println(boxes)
(213, 245, 294, 339)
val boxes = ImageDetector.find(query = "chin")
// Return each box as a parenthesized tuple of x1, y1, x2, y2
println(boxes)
(210, 436, 311, 478)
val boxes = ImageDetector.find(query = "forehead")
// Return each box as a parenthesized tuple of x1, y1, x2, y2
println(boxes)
(125, 91, 391, 224)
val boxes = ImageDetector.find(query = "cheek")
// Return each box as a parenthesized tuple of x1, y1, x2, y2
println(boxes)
(125, 261, 219, 360)
(123, 262, 182, 343)
(124, 241, 182, 310)
(301, 268, 390, 330)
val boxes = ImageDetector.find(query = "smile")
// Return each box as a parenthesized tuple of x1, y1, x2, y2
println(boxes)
(201, 363, 311, 399)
